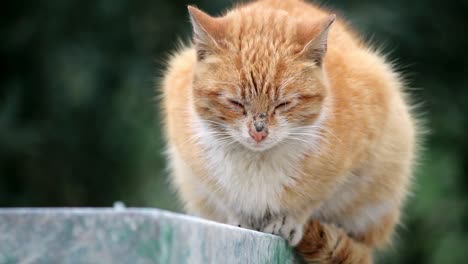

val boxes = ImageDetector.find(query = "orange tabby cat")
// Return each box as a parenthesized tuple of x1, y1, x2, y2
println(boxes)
(161, 0, 418, 263)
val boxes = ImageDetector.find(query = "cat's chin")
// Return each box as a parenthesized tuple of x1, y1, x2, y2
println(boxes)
(238, 140, 277, 152)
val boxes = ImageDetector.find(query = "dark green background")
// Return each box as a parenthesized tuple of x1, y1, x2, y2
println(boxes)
(1, 0, 467, 263)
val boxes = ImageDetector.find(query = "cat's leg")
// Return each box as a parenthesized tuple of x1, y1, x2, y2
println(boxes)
(261, 215, 305, 246)
(297, 220, 373, 264)
(259, 202, 322, 245)
(351, 209, 400, 249)
(226, 215, 253, 229)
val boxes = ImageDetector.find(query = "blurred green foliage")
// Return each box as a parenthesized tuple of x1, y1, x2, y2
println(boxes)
(1, 0, 467, 263)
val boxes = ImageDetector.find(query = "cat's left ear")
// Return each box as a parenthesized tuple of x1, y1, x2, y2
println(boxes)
(188, 6, 225, 61)
(297, 15, 336, 67)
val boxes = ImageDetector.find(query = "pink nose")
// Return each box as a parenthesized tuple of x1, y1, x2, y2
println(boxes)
(249, 128, 268, 143)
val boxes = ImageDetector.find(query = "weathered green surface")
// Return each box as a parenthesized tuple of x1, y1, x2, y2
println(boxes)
(0, 208, 300, 264)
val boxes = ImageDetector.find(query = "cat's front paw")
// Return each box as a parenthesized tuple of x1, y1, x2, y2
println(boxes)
(262, 216, 304, 246)
(227, 216, 252, 229)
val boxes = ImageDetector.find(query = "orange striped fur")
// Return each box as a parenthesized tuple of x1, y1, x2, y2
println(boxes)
(160, 0, 418, 262)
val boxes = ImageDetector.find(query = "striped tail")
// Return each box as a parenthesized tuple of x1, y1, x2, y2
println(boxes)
(297, 220, 373, 264)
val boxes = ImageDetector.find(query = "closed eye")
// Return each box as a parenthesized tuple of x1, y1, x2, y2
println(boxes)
(275, 101, 291, 111)
(229, 99, 244, 109)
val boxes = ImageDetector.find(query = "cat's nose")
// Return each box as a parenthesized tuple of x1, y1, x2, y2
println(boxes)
(249, 124, 268, 143)
(254, 121, 264, 132)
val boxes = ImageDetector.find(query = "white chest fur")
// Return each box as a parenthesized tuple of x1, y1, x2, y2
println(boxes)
(200, 143, 304, 219)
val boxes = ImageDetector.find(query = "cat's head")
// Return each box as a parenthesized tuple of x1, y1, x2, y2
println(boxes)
(189, 5, 335, 152)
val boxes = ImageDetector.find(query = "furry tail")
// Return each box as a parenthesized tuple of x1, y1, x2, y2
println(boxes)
(297, 221, 373, 264)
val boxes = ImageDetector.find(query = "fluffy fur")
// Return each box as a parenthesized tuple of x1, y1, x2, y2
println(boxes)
(160, 0, 418, 262)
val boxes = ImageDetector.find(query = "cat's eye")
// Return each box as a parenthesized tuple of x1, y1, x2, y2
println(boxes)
(275, 101, 291, 111)
(229, 99, 244, 109)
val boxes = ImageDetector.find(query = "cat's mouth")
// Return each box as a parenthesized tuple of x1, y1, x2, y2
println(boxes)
(253, 142, 265, 149)
(234, 127, 282, 152)
(242, 139, 276, 152)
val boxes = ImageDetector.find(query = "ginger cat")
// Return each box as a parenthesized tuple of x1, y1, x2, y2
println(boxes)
(161, 0, 418, 263)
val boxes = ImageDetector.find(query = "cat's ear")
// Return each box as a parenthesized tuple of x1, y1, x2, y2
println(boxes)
(188, 6, 225, 61)
(297, 15, 336, 67)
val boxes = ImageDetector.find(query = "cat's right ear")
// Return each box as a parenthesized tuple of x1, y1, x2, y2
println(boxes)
(297, 15, 336, 67)
(188, 6, 225, 61)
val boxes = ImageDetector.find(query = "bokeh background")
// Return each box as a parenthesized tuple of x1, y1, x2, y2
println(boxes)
(1, 0, 467, 263)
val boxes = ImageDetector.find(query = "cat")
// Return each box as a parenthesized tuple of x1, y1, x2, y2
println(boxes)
(160, 0, 419, 263)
